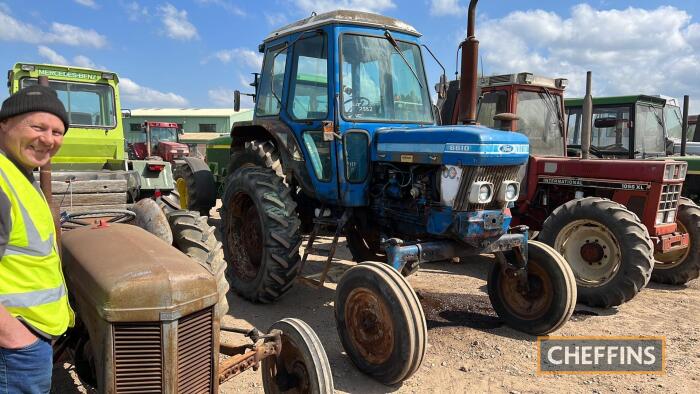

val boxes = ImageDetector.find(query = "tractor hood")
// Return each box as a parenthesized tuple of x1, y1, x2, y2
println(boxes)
(372, 125, 529, 166)
(61, 224, 218, 323)
(159, 140, 189, 151)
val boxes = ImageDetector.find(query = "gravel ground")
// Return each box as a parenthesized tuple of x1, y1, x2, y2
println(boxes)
(52, 210, 700, 393)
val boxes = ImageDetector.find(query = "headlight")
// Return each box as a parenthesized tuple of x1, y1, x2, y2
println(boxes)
(499, 181, 520, 202)
(440, 165, 463, 207)
(656, 212, 664, 225)
(469, 181, 493, 204)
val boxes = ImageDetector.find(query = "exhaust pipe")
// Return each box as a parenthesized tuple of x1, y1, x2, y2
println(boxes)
(681, 95, 689, 156)
(581, 71, 592, 159)
(458, 0, 479, 125)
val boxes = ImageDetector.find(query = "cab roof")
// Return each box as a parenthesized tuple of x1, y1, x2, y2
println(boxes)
(565, 95, 666, 107)
(264, 9, 420, 42)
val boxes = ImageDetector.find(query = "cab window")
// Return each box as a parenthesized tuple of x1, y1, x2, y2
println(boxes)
(256, 45, 287, 117)
(288, 33, 328, 120)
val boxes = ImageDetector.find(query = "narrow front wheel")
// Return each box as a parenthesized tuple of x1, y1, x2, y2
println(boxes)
(488, 241, 576, 335)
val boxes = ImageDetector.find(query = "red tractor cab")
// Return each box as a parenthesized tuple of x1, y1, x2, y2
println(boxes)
(128, 121, 189, 162)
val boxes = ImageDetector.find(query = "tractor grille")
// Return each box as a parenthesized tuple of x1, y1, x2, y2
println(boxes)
(658, 183, 682, 224)
(114, 323, 163, 393)
(454, 165, 521, 211)
(177, 308, 214, 394)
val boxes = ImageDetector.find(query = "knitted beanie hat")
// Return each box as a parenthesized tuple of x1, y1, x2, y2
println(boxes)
(0, 85, 69, 131)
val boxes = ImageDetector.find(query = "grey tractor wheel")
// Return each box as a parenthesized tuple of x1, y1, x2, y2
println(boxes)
(539, 197, 654, 308)
(171, 157, 217, 216)
(261, 318, 334, 394)
(335, 261, 427, 385)
(163, 209, 230, 319)
(221, 167, 302, 303)
(652, 198, 700, 284)
(488, 241, 577, 335)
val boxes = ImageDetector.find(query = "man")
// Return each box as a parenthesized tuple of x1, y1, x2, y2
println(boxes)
(0, 85, 74, 394)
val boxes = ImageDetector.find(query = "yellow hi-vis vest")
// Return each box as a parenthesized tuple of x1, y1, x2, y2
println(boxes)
(0, 153, 74, 336)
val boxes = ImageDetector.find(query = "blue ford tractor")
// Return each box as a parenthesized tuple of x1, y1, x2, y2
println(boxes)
(222, 5, 576, 385)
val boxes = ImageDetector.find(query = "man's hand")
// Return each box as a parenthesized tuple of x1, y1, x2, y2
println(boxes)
(0, 305, 38, 349)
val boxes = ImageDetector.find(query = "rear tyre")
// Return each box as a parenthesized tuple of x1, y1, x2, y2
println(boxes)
(172, 157, 217, 216)
(228, 140, 284, 178)
(165, 209, 230, 319)
(262, 318, 334, 394)
(221, 167, 301, 303)
(539, 197, 654, 308)
(652, 199, 700, 284)
(488, 241, 576, 335)
(335, 261, 426, 385)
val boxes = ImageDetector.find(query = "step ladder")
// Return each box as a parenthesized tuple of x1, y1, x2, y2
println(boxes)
(298, 210, 349, 288)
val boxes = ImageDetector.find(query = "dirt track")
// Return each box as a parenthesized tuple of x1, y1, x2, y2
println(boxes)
(52, 216, 700, 393)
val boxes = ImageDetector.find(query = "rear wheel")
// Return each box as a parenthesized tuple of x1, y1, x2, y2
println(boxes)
(335, 261, 426, 385)
(261, 318, 333, 394)
(170, 158, 217, 216)
(539, 197, 654, 308)
(165, 209, 230, 319)
(221, 167, 301, 303)
(652, 199, 700, 284)
(488, 241, 576, 335)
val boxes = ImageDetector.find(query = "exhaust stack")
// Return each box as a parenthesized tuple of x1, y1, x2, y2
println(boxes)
(581, 71, 592, 159)
(458, 0, 479, 125)
(681, 95, 689, 156)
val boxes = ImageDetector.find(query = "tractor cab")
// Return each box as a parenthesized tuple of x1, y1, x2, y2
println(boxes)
(128, 121, 189, 162)
(476, 72, 568, 157)
(566, 95, 667, 159)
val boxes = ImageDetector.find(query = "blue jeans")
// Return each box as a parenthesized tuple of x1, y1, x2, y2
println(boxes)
(0, 337, 52, 394)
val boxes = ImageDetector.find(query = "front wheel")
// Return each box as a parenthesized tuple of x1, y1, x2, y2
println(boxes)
(335, 261, 426, 385)
(171, 157, 217, 216)
(652, 200, 700, 284)
(488, 241, 576, 335)
(261, 318, 333, 394)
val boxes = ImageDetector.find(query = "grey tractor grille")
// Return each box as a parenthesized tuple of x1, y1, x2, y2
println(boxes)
(454, 165, 521, 211)
(114, 323, 163, 393)
(177, 308, 214, 394)
(658, 183, 682, 222)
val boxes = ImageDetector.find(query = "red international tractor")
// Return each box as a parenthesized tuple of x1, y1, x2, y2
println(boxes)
(438, 68, 693, 307)
(128, 121, 217, 216)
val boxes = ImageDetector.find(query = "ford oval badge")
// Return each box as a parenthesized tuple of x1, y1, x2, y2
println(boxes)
(500, 144, 514, 153)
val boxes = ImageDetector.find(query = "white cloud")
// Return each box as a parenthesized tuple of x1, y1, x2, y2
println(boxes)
(158, 3, 198, 41)
(37, 46, 100, 69)
(120, 77, 189, 107)
(195, 0, 245, 16)
(294, 0, 395, 14)
(208, 87, 237, 107)
(430, 0, 461, 16)
(73, 55, 97, 68)
(265, 12, 288, 26)
(203, 48, 262, 69)
(124, 1, 149, 21)
(0, 6, 106, 48)
(478, 4, 700, 113)
(38, 46, 68, 65)
(74, 0, 98, 9)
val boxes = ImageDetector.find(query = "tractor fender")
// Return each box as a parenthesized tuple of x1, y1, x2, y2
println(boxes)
(231, 120, 316, 197)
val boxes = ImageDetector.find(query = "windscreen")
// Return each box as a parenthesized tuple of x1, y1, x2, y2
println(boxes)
(664, 105, 683, 140)
(635, 104, 665, 156)
(340, 34, 433, 123)
(22, 78, 116, 128)
(515, 90, 564, 156)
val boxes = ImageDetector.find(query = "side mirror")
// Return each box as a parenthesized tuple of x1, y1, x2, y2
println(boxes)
(234, 90, 241, 112)
(593, 117, 618, 128)
(121, 109, 131, 118)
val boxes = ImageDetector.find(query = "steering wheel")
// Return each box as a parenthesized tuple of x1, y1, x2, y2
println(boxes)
(343, 96, 371, 117)
(60, 209, 136, 230)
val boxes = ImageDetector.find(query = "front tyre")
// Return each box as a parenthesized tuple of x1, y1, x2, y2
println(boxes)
(488, 241, 576, 335)
(335, 261, 426, 385)
(538, 197, 654, 308)
(221, 167, 301, 303)
(652, 199, 700, 284)
(261, 318, 334, 394)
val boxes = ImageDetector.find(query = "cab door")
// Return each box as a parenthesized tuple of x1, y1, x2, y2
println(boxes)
(281, 30, 340, 204)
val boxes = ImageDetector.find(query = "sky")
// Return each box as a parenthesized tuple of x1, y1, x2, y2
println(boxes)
(1, 0, 699, 113)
